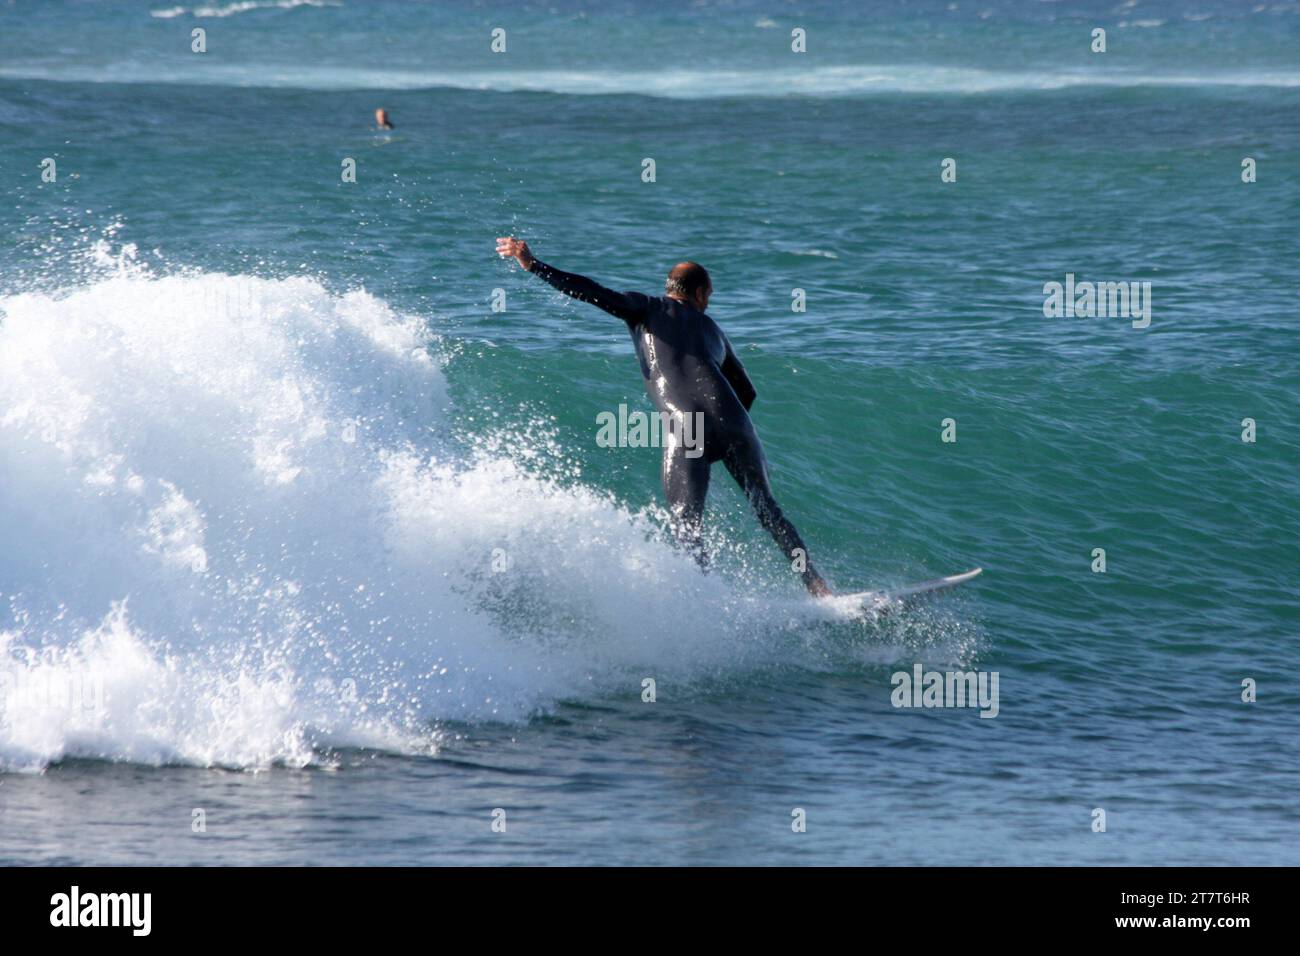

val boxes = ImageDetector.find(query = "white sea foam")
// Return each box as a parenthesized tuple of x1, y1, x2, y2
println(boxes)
(0, 245, 799, 772)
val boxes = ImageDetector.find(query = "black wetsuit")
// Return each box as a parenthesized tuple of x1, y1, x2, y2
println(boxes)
(528, 259, 824, 591)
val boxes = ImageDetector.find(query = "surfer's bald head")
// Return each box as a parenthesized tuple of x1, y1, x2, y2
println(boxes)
(665, 262, 711, 310)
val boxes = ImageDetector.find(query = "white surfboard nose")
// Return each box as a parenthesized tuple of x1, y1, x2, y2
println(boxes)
(826, 567, 983, 616)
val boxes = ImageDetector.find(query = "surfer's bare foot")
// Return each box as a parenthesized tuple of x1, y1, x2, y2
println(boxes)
(807, 577, 833, 599)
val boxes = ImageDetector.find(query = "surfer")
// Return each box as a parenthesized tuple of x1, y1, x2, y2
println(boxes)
(375, 108, 394, 130)
(495, 237, 832, 597)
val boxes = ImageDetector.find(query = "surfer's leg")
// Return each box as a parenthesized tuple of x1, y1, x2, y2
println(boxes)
(661, 445, 712, 568)
(722, 439, 830, 596)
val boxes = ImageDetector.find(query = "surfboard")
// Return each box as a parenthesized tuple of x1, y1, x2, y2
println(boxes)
(831, 567, 982, 615)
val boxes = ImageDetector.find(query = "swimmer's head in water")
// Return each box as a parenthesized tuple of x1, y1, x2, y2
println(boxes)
(375, 108, 394, 130)
(665, 262, 711, 311)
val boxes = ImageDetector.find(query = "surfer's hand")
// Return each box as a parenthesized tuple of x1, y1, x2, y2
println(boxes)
(496, 237, 535, 272)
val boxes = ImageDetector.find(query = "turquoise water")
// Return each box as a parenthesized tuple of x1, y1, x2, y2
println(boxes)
(0, 0, 1297, 865)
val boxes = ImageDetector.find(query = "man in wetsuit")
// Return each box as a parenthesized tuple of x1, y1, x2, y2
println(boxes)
(495, 237, 832, 597)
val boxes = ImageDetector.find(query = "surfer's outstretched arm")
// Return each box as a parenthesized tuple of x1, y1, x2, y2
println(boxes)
(496, 237, 648, 325)
(528, 260, 651, 325)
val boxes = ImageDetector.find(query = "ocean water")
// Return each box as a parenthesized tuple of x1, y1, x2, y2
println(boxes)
(0, 0, 1297, 866)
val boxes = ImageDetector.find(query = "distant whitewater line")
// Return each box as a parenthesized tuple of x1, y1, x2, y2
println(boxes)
(151, 0, 340, 18)
(5, 63, 1299, 97)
